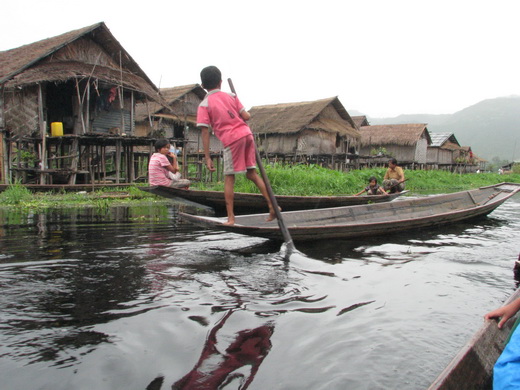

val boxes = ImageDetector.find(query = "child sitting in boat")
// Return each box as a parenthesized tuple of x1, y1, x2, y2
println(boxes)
(354, 177, 389, 196)
(148, 139, 190, 189)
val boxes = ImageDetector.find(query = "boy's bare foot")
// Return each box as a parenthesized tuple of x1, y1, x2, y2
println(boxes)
(266, 207, 281, 222)
(223, 218, 235, 226)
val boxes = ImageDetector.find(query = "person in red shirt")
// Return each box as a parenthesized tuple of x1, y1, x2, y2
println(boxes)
(197, 66, 276, 225)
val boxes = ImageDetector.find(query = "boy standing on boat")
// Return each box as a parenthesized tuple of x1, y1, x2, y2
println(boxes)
(383, 158, 406, 193)
(197, 66, 276, 226)
(148, 139, 191, 188)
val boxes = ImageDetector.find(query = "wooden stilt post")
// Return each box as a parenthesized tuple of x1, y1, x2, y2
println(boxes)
(68, 137, 79, 184)
(102, 145, 106, 183)
(115, 139, 121, 184)
(0, 131, 4, 184)
(38, 84, 47, 184)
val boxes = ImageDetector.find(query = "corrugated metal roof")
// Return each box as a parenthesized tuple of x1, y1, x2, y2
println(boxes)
(429, 132, 460, 148)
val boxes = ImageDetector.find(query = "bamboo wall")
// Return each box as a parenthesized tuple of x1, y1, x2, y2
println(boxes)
(3, 87, 40, 136)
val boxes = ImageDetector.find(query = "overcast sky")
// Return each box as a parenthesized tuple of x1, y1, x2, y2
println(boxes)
(1, 0, 519, 117)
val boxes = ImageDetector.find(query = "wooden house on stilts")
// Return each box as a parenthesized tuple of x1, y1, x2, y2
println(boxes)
(0, 22, 169, 185)
(359, 124, 431, 169)
(248, 97, 361, 170)
(351, 115, 370, 128)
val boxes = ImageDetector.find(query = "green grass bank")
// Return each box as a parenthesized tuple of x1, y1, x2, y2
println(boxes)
(1, 165, 519, 210)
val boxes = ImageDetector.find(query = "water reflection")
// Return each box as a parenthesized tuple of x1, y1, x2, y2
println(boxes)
(168, 310, 274, 390)
(0, 198, 519, 390)
(0, 205, 180, 369)
(1, 253, 152, 366)
(296, 214, 515, 265)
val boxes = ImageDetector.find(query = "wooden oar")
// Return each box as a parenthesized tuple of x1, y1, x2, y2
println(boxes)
(227, 78, 295, 254)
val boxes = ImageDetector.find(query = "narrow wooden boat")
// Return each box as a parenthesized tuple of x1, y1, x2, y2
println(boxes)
(428, 287, 520, 390)
(141, 186, 407, 213)
(179, 182, 520, 241)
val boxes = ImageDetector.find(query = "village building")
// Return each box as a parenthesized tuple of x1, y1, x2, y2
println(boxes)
(457, 146, 481, 173)
(501, 160, 520, 174)
(247, 97, 361, 169)
(351, 115, 370, 128)
(359, 124, 431, 169)
(427, 132, 462, 169)
(0, 22, 170, 185)
(134, 84, 223, 154)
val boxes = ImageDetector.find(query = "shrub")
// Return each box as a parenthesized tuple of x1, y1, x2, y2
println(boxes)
(0, 184, 33, 205)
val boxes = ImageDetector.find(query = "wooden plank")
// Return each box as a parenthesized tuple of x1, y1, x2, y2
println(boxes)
(428, 288, 520, 390)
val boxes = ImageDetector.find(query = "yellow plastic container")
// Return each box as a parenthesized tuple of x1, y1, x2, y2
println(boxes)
(51, 122, 63, 137)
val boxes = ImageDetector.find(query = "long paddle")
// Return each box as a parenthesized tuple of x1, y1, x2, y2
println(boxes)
(227, 78, 295, 254)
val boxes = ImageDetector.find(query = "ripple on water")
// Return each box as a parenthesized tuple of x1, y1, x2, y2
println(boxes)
(0, 200, 518, 390)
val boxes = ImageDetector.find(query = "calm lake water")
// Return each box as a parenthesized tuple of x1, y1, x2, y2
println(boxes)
(0, 195, 519, 390)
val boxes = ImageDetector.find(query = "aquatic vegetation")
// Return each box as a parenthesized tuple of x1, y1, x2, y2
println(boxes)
(0, 185, 160, 210)
(193, 163, 520, 195)
(0, 183, 33, 205)
(0, 167, 518, 210)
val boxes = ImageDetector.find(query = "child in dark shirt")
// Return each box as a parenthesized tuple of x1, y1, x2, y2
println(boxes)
(354, 176, 388, 196)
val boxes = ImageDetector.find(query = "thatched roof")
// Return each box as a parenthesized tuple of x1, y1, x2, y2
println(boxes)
(0, 22, 165, 105)
(135, 84, 206, 123)
(429, 132, 460, 148)
(3, 61, 160, 100)
(441, 140, 463, 151)
(248, 97, 360, 139)
(351, 115, 370, 128)
(359, 124, 431, 147)
(159, 84, 206, 102)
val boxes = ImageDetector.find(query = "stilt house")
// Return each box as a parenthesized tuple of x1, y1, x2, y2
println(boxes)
(0, 22, 168, 184)
(359, 124, 431, 168)
(351, 115, 370, 128)
(248, 97, 360, 157)
(134, 84, 221, 153)
(427, 132, 462, 168)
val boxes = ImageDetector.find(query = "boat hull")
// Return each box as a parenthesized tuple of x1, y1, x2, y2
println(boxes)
(428, 287, 520, 390)
(180, 183, 520, 241)
(141, 186, 406, 212)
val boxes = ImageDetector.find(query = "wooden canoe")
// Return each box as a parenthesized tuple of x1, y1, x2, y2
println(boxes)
(428, 287, 520, 390)
(140, 185, 407, 213)
(179, 182, 520, 241)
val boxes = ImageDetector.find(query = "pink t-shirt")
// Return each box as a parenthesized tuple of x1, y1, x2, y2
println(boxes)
(148, 153, 172, 186)
(196, 90, 252, 147)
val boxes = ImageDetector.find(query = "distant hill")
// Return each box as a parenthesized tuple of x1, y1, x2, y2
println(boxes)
(358, 96, 520, 161)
